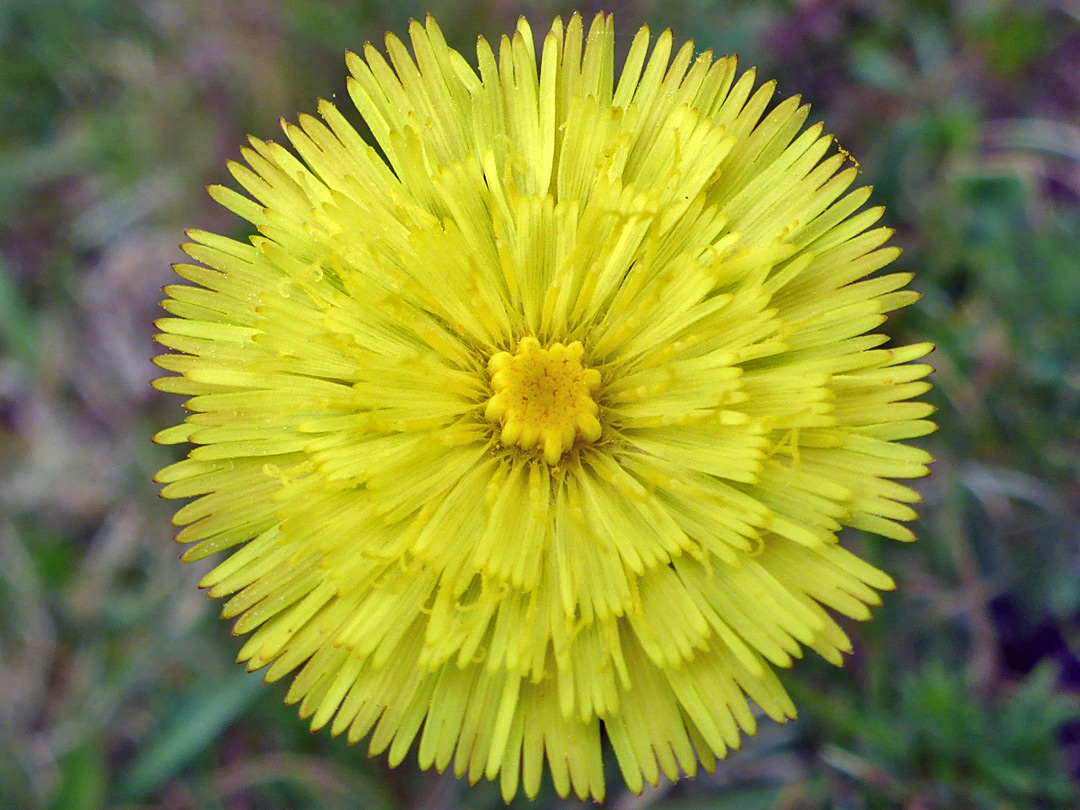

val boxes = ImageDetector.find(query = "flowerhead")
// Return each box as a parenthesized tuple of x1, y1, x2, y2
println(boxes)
(154, 12, 934, 802)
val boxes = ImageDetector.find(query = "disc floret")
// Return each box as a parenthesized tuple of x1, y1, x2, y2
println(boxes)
(484, 337, 603, 464)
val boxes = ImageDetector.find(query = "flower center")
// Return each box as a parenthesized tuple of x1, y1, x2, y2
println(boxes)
(484, 337, 602, 465)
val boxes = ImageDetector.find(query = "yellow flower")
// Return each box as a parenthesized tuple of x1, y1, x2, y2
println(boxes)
(153, 12, 934, 802)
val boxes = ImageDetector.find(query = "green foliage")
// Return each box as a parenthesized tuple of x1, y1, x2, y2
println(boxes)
(797, 663, 1080, 809)
(900, 664, 1078, 806)
(117, 672, 264, 802)
(47, 741, 108, 810)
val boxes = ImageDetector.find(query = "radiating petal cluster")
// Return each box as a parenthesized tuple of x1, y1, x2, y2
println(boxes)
(154, 13, 934, 802)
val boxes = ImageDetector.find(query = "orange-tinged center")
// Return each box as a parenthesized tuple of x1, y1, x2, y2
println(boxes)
(484, 337, 602, 465)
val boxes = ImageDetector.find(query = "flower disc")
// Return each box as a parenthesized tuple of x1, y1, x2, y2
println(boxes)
(154, 12, 934, 802)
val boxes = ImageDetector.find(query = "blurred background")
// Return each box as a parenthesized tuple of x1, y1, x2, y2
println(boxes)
(2, 0, 1079, 808)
